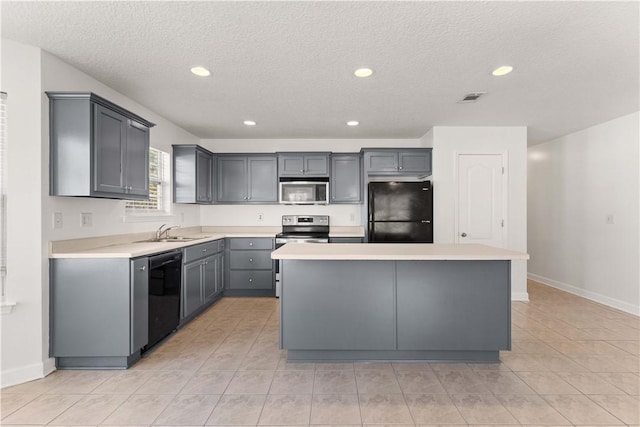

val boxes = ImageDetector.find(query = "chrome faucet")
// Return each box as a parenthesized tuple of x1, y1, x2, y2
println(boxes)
(156, 224, 179, 240)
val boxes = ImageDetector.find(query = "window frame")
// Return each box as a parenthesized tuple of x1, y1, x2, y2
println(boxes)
(124, 147, 173, 220)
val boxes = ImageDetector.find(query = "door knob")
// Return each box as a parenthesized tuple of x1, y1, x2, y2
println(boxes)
(461, 232, 467, 237)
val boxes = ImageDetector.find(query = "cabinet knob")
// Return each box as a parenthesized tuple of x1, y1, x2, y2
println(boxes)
(139, 266, 146, 271)
(248, 278, 253, 283)
(203, 248, 207, 252)
(461, 232, 467, 237)
(249, 258, 253, 262)
(398, 166, 403, 170)
(249, 242, 253, 246)
(204, 261, 208, 265)
(300, 169, 304, 173)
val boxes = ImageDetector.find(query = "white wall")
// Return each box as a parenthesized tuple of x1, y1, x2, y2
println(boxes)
(528, 112, 640, 315)
(0, 39, 49, 387)
(0, 40, 202, 387)
(431, 126, 528, 300)
(199, 138, 428, 226)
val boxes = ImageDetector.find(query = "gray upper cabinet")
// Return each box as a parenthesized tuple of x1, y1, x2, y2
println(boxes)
(330, 153, 362, 204)
(216, 155, 277, 203)
(278, 153, 330, 177)
(173, 145, 214, 204)
(47, 92, 155, 199)
(363, 148, 432, 175)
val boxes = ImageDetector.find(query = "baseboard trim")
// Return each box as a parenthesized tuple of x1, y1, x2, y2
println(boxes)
(512, 291, 529, 302)
(0, 358, 56, 388)
(528, 273, 640, 316)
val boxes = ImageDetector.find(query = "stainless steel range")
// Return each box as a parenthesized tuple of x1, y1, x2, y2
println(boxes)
(275, 215, 330, 296)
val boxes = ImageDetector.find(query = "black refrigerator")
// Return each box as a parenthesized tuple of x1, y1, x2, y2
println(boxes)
(368, 181, 433, 243)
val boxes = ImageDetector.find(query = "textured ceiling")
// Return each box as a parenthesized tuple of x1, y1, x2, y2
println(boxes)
(2, 1, 639, 144)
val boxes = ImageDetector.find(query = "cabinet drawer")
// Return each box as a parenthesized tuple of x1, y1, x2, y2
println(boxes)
(183, 240, 223, 263)
(229, 270, 273, 290)
(229, 238, 273, 250)
(230, 250, 272, 270)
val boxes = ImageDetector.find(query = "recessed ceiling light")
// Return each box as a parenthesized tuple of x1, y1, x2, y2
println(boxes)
(243, 120, 257, 126)
(190, 66, 210, 77)
(346, 121, 359, 126)
(492, 65, 513, 76)
(354, 68, 373, 78)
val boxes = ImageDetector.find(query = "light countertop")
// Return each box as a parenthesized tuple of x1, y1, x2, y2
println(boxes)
(271, 243, 529, 261)
(49, 225, 365, 259)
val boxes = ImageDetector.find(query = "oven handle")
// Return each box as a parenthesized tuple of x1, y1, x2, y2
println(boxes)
(276, 238, 329, 245)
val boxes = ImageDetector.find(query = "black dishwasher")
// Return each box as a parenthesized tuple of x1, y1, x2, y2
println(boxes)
(144, 250, 182, 352)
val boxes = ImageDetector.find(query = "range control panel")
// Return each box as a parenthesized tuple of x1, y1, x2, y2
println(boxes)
(282, 215, 329, 226)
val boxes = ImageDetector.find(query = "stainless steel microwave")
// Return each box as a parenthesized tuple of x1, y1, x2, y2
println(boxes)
(279, 178, 329, 205)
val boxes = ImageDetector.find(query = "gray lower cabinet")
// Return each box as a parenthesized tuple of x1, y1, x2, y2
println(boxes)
(226, 238, 275, 296)
(182, 240, 224, 320)
(278, 153, 330, 177)
(280, 259, 510, 361)
(216, 155, 278, 203)
(47, 92, 155, 199)
(330, 154, 362, 203)
(173, 145, 214, 204)
(50, 256, 149, 369)
(363, 148, 432, 175)
(329, 237, 363, 243)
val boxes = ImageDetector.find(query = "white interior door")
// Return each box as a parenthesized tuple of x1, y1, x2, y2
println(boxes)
(457, 153, 506, 247)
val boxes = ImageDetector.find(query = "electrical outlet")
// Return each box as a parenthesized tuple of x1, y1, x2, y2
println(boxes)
(81, 212, 93, 227)
(606, 214, 614, 224)
(53, 212, 63, 229)
(257, 212, 264, 222)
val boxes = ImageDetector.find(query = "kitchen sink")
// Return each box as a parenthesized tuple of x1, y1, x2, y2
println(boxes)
(135, 236, 210, 243)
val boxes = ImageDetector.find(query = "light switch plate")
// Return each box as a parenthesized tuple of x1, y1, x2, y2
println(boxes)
(81, 212, 93, 227)
(53, 212, 63, 229)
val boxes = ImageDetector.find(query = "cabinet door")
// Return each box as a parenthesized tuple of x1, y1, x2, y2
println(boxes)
(183, 262, 203, 318)
(364, 151, 398, 172)
(202, 255, 217, 301)
(398, 150, 431, 174)
(331, 154, 361, 203)
(215, 253, 224, 294)
(278, 155, 305, 176)
(304, 155, 329, 176)
(125, 121, 150, 197)
(130, 257, 149, 352)
(93, 104, 127, 195)
(216, 157, 247, 202)
(196, 149, 213, 203)
(248, 156, 278, 202)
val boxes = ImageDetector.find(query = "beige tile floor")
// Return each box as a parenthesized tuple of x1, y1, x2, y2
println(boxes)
(2, 280, 639, 426)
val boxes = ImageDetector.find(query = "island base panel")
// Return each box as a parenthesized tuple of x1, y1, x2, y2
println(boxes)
(287, 350, 499, 362)
(56, 353, 140, 369)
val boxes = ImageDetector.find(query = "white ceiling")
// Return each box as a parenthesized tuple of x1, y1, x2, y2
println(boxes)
(2, 1, 638, 144)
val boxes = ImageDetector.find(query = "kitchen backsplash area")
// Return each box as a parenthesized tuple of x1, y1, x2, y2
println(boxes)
(200, 203, 362, 226)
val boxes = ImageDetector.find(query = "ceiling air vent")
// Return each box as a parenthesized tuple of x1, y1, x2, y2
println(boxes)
(458, 92, 486, 103)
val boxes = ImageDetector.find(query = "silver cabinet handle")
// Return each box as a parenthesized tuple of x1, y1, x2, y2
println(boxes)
(249, 258, 253, 262)
(299, 169, 304, 173)
(421, 220, 431, 224)
(249, 278, 253, 283)
(204, 261, 208, 265)
(398, 166, 403, 170)
(203, 248, 207, 252)
(249, 242, 253, 246)
(139, 266, 146, 271)
(461, 232, 467, 237)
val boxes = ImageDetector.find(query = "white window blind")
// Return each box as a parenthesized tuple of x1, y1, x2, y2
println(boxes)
(125, 147, 171, 215)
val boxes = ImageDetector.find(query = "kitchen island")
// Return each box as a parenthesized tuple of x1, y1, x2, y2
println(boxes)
(271, 243, 529, 362)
